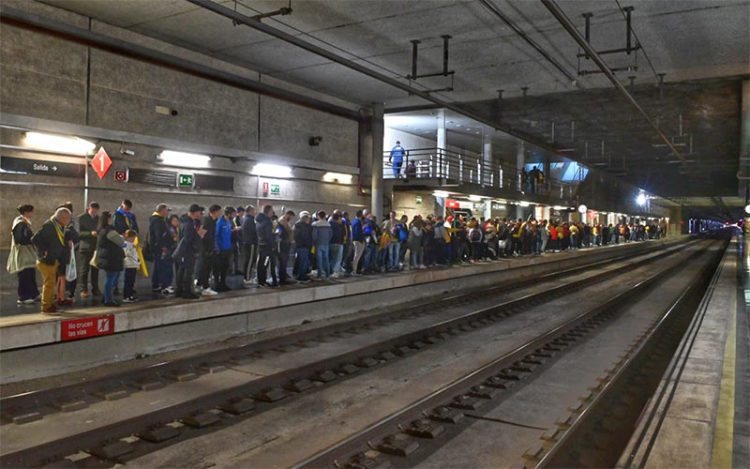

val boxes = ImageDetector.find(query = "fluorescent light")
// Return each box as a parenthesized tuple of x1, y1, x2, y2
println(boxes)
(323, 172, 353, 184)
(469, 195, 482, 202)
(636, 193, 647, 206)
(252, 163, 292, 178)
(553, 205, 566, 210)
(578, 204, 588, 214)
(158, 150, 211, 167)
(433, 190, 450, 198)
(519, 201, 530, 207)
(24, 132, 95, 155)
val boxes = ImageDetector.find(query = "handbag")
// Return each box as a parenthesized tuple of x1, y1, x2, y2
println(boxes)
(89, 250, 99, 268)
(65, 245, 77, 282)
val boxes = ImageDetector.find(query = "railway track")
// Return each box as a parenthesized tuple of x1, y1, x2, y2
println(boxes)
(293, 240, 726, 469)
(0, 240, 704, 467)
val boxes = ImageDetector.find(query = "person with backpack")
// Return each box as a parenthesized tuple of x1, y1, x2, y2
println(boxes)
(467, 218, 483, 261)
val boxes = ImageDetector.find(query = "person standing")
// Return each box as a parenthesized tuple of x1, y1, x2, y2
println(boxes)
(276, 210, 295, 284)
(388, 141, 405, 178)
(32, 208, 72, 313)
(241, 205, 258, 286)
(122, 229, 140, 303)
(173, 204, 206, 299)
(255, 204, 277, 287)
(57, 202, 79, 304)
(94, 211, 125, 307)
(214, 206, 236, 292)
(293, 211, 313, 283)
(312, 210, 333, 279)
(350, 210, 365, 275)
(8, 204, 39, 304)
(77, 202, 100, 298)
(113, 199, 138, 234)
(329, 212, 345, 278)
(198, 205, 222, 296)
(148, 203, 174, 295)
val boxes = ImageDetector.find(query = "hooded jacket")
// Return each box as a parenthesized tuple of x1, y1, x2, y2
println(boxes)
(293, 220, 313, 249)
(241, 214, 258, 245)
(255, 212, 274, 247)
(148, 212, 171, 252)
(215, 216, 234, 252)
(113, 207, 138, 234)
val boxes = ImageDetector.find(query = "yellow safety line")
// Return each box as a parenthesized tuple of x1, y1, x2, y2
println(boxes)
(711, 256, 737, 469)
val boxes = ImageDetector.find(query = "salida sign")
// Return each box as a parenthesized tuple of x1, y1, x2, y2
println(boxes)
(60, 314, 115, 341)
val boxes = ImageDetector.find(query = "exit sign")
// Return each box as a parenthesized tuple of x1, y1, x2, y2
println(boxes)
(270, 183, 280, 195)
(177, 173, 194, 188)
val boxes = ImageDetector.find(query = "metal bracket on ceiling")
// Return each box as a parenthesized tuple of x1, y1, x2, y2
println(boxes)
(232, 0, 292, 25)
(406, 35, 455, 93)
(576, 7, 641, 77)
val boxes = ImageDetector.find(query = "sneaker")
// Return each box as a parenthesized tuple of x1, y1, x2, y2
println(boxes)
(80, 290, 91, 299)
(163, 286, 175, 294)
(242, 279, 255, 286)
(202, 288, 218, 296)
(152, 287, 162, 293)
(122, 296, 137, 303)
(23, 298, 35, 304)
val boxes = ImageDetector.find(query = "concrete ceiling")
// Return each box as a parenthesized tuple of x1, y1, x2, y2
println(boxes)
(42, 0, 750, 105)
(38, 0, 750, 208)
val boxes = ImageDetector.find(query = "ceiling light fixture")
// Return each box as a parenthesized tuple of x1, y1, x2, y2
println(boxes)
(24, 132, 96, 156)
(252, 163, 293, 178)
(158, 150, 211, 167)
(322, 172, 353, 184)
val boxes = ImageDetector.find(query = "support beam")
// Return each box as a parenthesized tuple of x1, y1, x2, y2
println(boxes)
(371, 103, 385, 221)
(540, 0, 684, 162)
(437, 109, 447, 152)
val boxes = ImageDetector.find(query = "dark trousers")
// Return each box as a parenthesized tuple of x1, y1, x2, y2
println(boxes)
(242, 244, 258, 281)
(17, 267, 39, 301)
(124, 268, 137, 298)
(278, 244, 290, 282)
(151, 255, 173, 290)
(257, 245, 277, 285)
(175, 261, 195, 297)
(216, 250, 231, 288)
(197, 252, 216, 289)
(77, 250, 99, 293)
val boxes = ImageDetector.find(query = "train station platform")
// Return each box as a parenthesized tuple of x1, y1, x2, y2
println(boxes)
(619, 235, 749, 468)
(0, 238, 684, 384)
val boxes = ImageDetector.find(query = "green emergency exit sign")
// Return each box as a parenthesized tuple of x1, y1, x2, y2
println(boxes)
(178, 173, 194, 188)
(270, 183, 280, 195)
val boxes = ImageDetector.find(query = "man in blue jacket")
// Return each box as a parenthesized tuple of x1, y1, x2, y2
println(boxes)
(255, 204, 277, 287)
(214, 206, 236, 292)
(113, 199, 139, 234)
(388, 141, 405, 178)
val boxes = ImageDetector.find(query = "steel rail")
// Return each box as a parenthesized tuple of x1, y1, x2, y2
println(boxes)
(0, 242, 691, 467)
(291, 243, 710, 467)
(0, 239, 682, 419)
(539, 0, 685, 162)
(536, 242, 726, 467)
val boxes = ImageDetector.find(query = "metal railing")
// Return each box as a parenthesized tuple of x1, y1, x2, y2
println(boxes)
(383, 147, 577, 199)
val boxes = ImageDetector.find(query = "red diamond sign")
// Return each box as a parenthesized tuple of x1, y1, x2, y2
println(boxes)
(91, 147, 112, 180)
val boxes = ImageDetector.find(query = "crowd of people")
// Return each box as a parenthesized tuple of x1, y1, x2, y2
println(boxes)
(7, 199, 667, 313)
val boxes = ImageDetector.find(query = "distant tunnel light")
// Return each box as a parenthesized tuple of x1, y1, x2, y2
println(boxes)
(323, 172, 353, 184)
(159, 150, 211, 167)
(252, 163, 292, 178)
(519, 201, 531, 207)
(636, 193, 648, 206)
(433, 190, 451, 198)
(24, 132, 96, 155)
(468, 195, 482, 202)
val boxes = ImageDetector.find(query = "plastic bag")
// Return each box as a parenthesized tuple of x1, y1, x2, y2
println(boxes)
(66, 245, 77, 282)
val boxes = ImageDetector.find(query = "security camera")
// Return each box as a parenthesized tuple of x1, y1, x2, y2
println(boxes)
(121, 149, 135, 156)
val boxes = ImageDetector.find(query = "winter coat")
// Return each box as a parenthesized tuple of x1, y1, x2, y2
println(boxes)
(241, 214, 258, 245)
(312, 219, 333, 246)
(255, 213, 274, 247)
(215, 216, 234, 252)
(293, 220, 313, 249)
(7, 216, 37, 273)
(32, 217, 68, 266)
(96, 226, 125, 273)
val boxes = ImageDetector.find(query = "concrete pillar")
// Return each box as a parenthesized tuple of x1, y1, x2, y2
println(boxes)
(371, 103, 384, 220)
(437, 108, 446, 152)
(741, 79, 750, 201)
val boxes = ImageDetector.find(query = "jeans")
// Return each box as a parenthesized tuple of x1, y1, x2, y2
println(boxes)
(124, 268, 137, 298)
(363, 243, 375, 271)
(242, 244, 258, 281)
(392, 160, 402, 178)
(77, 249, 98, 293)
(17, 267, 39, 301)
(151, 254, 173, 290)
(329, 243, 343, 275)
(175, 260, 195, 297)
(197, 252, 216, 289)
(387, 242, 400, 270)
(316, 244, 331, 278)
(410, 247, 423, 268)
(104, 271, 120, 304)
(215, 250, 231, 288)
(296, 247, 310, 280)
(257, 245, 276, 285)
(352, 240, 365, 273)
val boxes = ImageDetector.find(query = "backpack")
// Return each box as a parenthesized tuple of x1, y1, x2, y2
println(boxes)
(469, 228, 482, 242)
(398, 224, 408, 242)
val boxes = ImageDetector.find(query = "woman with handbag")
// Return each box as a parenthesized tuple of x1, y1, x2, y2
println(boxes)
(8, 204, 40, 305)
